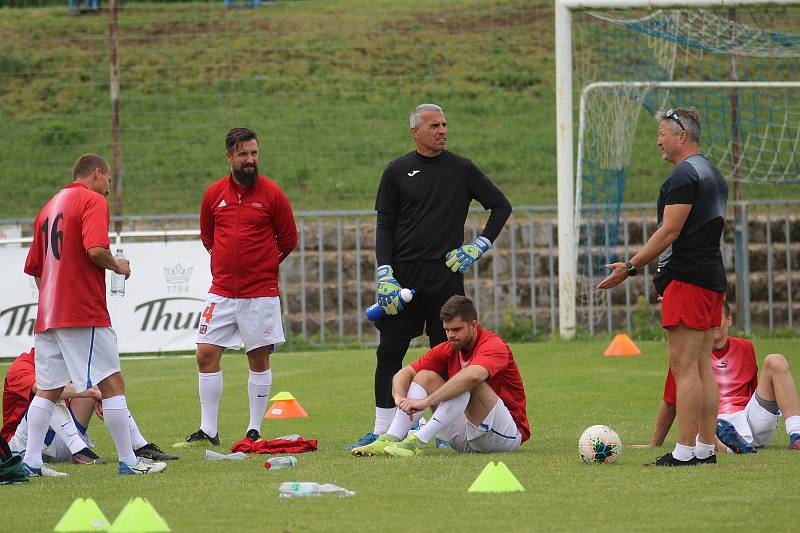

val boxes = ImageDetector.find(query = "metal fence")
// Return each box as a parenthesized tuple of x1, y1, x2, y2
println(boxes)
(2, 200, 798, 347)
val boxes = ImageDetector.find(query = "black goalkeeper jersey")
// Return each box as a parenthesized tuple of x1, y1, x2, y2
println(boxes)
(374, 150, 511, 265)
(653, 154, 728, 294)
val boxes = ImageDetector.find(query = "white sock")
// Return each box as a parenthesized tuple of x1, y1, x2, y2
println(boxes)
(103, 395, 137, 466)
(416, 391, 471, 444)
(785, 415, 800, 436)
(199, 371, 223, 437)
(672, 442, 696, 461)
(695, 441, 716, 459)
(247, 369, 272, 433)
(386, 383, 427, 440)
(23, 396, 56, 469)
(374, 407, 396, 435)
(50, 402, 86, 455)
(127, 412, 148, 451)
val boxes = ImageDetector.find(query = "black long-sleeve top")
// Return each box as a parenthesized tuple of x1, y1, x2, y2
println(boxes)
(374, 150, 511, 266)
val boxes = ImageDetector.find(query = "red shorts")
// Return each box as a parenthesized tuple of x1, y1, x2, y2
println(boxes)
(660, 280, 724, 330)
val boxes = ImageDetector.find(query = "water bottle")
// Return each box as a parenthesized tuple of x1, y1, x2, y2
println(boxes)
(110, 248, 126, 298)
(278, 482, 355, 498)
(276, 434, 303, 442)
(264, 456, 298, 470)
(204, 449, 248, 461)
(365, 288, 414, 321)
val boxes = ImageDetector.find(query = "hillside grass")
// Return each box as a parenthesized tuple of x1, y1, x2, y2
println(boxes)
(1, 337, 799, 532)
(1, 0, 799, 219)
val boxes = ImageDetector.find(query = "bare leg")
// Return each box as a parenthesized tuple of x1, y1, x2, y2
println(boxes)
(757, 354, 800, 418)
(411, 370, 446, 395)
(69, 397, 97, 429)
(667, 324, 708, 446)
(196, 343, 224, 373)
(697, 329, 719, 444)
(464, 382, 500, 427)
(246, 345, 271, 372)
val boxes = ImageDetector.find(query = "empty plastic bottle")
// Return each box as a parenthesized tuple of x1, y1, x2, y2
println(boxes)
(278, 482, 355, 498)
(264, 456, 298, 470)
(204, 449, 248, 461)
(110, 248, 126, 297)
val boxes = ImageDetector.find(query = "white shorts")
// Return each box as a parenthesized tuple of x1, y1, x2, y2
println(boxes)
(34, 327, 121, 393)
(195, 294, 285, 352)
(9, 401, 94, 462)
(718, 394, 780, 447)
(436, 397, 522, 453)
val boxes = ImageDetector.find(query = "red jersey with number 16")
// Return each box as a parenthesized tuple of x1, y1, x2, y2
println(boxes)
(24, 183, 112, 333)
(410, 326, 530, 442)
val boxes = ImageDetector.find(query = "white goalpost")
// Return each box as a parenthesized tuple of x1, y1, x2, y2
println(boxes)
(555, 0, 800, 338)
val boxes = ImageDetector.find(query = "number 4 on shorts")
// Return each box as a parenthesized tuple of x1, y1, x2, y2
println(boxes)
(202, 303, 216, 324)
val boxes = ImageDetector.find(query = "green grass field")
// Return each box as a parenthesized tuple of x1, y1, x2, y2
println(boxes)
(2, 338, 798, 532)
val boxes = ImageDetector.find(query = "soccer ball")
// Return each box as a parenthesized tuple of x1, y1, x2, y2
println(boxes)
(579, 425, 622, 464)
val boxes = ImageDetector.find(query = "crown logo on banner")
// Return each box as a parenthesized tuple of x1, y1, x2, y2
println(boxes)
(163, 263, 193, 284)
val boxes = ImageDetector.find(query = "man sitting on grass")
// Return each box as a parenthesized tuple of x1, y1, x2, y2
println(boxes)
(352, 295, 529, 457)
(2, 348, 177, 474)
(633, 301, 800, 456)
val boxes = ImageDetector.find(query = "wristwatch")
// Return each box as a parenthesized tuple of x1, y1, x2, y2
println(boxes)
(625, 260, 638, 277)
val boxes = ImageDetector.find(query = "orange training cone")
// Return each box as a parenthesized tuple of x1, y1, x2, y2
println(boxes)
(603, 333, 641, 357)
(265, 392, 308, 419)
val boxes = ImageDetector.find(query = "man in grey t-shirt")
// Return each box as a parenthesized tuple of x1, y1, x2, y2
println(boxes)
(598, 108, 728, 467)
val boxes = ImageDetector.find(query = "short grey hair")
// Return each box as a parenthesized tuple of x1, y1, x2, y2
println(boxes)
(410, 103, 443, 129)
(656, 107, 701, 144)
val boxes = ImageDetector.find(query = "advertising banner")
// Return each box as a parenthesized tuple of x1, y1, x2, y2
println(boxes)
(0, 241, 212, 356)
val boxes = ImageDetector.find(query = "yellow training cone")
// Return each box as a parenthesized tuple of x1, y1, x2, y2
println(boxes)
(108, 498, 170, 533)
(54, 498, 110, 532)
(468, 461, 525, 493)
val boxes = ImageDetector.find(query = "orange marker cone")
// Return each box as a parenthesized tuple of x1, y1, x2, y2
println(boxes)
(265, 391, 309, 419)
(603, 333, 641, 357)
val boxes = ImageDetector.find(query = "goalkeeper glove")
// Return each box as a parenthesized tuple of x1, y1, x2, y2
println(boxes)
(445, 236, 491, 273)
(376, 265, 404, 315)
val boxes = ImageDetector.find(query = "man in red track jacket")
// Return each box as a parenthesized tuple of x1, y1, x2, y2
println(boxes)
(176, 128, 297, 449)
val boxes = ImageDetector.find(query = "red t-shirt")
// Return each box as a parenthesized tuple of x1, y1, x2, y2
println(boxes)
(662, 337, 758, 414)
(410, 326, 530, 442)
(200, 175, 297, 298)
(1, 349, 36, 441)
(24, 183, 112, 332)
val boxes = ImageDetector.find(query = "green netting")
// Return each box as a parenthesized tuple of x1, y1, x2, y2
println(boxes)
(573, 5, 800, 320)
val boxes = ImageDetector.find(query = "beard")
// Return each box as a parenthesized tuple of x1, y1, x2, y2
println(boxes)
(232, 164, 258, 186)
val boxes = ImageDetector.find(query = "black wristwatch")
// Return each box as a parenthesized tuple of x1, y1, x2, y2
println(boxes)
(625, 260, 638, 277)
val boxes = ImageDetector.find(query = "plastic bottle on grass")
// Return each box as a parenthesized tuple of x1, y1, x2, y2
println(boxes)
(205, 449, 248, 461)
(265, 456, 298, 470)
(278, 482, 355, 498)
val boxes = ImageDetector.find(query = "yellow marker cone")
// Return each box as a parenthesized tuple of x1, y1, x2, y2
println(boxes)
(108, 498, 170, 533)
(269, 391, 296, 401)
(467, 461, 525, 493)
(603, 333, 641, 357)
(54, 498, 110, 532)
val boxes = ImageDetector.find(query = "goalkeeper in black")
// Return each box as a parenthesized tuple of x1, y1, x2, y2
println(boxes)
(345, 103, 511, 450)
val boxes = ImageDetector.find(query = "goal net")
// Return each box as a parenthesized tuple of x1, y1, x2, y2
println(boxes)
(564, 1, 800, 333)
